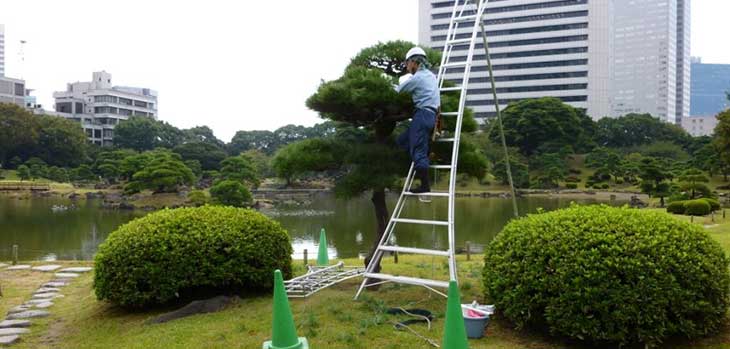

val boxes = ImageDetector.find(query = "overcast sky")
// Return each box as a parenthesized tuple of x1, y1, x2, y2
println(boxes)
(1, 0, 728, 142)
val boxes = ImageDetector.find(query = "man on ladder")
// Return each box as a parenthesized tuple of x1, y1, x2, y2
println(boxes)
(396, 47, 440, 194)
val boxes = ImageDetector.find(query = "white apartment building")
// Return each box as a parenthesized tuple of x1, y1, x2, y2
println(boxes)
(611, 0, 691, 124)
(0, 24, 5, 77)
(53, 71, 158, 146)
(682, 115, 716, 137)
(420, 0, 690, 124)
(419, 0, 611, 120)
(0, 75, 25, 107)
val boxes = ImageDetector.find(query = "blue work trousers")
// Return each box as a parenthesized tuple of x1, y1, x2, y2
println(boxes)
(397, 108, 436, 170)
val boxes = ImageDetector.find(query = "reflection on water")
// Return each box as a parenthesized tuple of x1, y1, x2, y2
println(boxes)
(0, 193, 623, 261)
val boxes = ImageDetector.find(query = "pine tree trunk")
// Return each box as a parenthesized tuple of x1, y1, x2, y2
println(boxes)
(364, 189, 388, 273)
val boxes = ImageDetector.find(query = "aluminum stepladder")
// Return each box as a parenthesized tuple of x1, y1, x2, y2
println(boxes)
(355, 0, 489, 299)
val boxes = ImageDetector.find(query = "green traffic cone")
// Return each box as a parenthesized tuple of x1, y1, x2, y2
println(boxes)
(442, 280, 469, 349)
(316, 228, 329, 266)
(263, 270, 309, 349)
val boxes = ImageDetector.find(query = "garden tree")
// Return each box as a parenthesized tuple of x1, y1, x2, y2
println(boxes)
(714, 109, 730, 181)
(595, 113, 691, 148)
(119, 151, 154, 180)
(94, 149, 137, 182)
(25, 157, 47, 179)
(494, 97, 590, 156)
(618, 153, 643, 183)
(184, 126, 225, 148)
(156, 121, 186, 149)
(71, 164, 95, 181)
(678, 168, 711, 199)
(242, 149, 272, 178)
(219, 154, 260, 187)
(689, 142, 720, 176)
(271, 138, 343, 186)
(8, 156, 22, 170)
(305, 40, 486, 270)
(531, 153, 568, 188)
(113, 116, 160, 151)
(173, 141, 227, 171)
(228, 130, 277, 155)
(630, 141, 689, 161)
(493, 158, 530, 188)
(124, 150, 195, 194)
(184, 160, 203, 178)
(32, 115, 87, 167)
(210, 180, 252, 207)
(16, 165, 30, 181)
(639, 157, 672, 207)
(0, 103, 39, 165)
(46, 166, 69, 183)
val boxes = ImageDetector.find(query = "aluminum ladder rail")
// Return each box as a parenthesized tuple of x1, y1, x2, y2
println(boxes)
(355, 0, 489, 299)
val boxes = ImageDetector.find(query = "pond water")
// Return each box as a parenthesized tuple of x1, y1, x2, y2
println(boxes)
(0, 194, 623, 261)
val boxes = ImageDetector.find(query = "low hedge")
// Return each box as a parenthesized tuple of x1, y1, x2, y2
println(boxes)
(666, 200, 686, 214)
(565, 183, 578, 189)
(483, 205, 730, 347)
(701, 198, 721, 212)
(94, 206, 293, 308)
(685, 200, 712, 216)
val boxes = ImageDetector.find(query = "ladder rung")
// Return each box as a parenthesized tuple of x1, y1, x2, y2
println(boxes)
(440, 86, 462, 92)
(442, 62, 468, 69)
(454, 15, 478, 22)
(379, 246, 450, 257)
(447, 38, 472, 45)
(363, 273, 449, 289)
(430, 165, 452, 170)
(441, 112, 459, 116)
(435, 138, 455, 142)
(404, 191, 450, 197)
(392, 218, 449, 226)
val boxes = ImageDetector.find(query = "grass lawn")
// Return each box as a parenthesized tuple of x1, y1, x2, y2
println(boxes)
(6, 208, 730, 349)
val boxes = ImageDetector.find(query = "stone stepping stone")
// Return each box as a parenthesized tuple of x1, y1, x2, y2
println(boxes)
(26, 299, 54, 305)
(31, 265, 62, 272)
(0, 328, 29, 336)
(7, 306, 31, 315)
(0, 335, 20, 345)
(54, 272, 80, 279)
(32, 292, 60, 299)
(33, 302, 53, 309)
(0, 263, 7, 268)
(42, 282, 67, 288)
(0, 320, 30, 329)
(6, 310, 49, 320)
(59, 267, 92, 273)
(5, 265, 30, 271)
(35, 287, 61, 294)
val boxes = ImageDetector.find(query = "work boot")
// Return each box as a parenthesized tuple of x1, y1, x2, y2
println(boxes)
(411, 168, 431, 194)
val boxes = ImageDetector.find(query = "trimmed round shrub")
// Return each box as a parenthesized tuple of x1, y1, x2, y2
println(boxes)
(685, 199, 711, 216)
(483, 205, 730, 346)
(187, 190, 209, 207)
(600, 183, 610, 189)
(701, 198, 721, 212)
(210, 179, 252, 208)
(565, 183, 578, 189)
(666, 200, 686, 214)
(94, 206, 293, 308)
(615, 177, 624, 185)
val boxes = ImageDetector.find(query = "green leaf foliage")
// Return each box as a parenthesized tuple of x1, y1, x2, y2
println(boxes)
(684, 199, 712, 216)
(210, 180, 252, 208)
(483, 205, 730, 346)
(173, 141, 228, 171)
(93, 206, 292, 308)
(666, 201, 686, 214)
(220, 155, 260, 187)
(124, 150, 195, 194)
(271, 138, 344, 186)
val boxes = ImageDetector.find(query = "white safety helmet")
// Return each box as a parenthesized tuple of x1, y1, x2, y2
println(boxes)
(405, 47, 427, 61)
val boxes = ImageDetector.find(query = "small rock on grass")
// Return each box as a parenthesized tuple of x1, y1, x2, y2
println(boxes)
(59, 267, 92, 273)
(6, 310, 50, 320)
(0, 320, 31, 329)
(31, 265, 62, 272)
(54, 272, 80, 279)
(0, 334, 20, 345)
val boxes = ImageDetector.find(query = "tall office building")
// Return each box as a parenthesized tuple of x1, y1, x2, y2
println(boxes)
(0, 24, 5, 77)
(419, 0, 691, 124)
(53, 71, 158, 146)
(419, 0, 611, 120)
(611, 0, 691, 124)
(691, 59, 730, 116)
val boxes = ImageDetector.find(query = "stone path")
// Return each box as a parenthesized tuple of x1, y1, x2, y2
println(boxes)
(2, 264, 93, 346)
